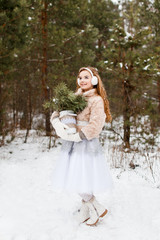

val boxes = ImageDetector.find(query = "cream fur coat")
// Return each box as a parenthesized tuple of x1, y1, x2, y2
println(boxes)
(75, 88, 106, 140)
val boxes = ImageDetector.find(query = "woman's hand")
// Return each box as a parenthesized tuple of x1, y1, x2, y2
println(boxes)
(50, 111, 82, 142)
(50, 111, 59, 121)
(51, 119, 82, 142)
(50, 111, 68, 129)
(50, 112, 68, 130)
(61, 132, 82, 142)
(51, 118, 69, 135)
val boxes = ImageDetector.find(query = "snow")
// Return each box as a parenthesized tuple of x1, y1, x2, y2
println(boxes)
(0, 131, 160, 240)
(119, 62, 123, 68)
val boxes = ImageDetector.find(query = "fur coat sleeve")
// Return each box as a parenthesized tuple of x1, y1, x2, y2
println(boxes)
(80, 96, 106, 140)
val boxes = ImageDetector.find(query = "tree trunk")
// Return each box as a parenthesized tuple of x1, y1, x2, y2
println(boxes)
(28, 80, 32, 129)
(12, 96, 16, 128)
(158, 78, 160, 115)
(121, 33, 135, 148)
(0, 80, 3, 135)
(123, 79, 131, 148)
(41, 0, 50, 136)
(121, 49, 132, 148)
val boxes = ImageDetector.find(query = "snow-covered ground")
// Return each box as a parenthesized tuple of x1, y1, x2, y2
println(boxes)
(0, 131, 160, 240)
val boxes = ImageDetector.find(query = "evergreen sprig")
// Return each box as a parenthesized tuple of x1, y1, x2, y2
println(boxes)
(43, 82, 87, 114)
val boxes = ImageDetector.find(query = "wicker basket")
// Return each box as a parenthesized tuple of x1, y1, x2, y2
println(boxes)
(59, 110, 77, 134)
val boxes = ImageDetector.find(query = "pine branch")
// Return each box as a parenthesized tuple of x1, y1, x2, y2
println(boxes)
(43, 82, 87, 113)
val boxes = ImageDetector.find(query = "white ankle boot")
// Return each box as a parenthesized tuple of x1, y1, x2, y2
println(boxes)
(90, 196, 108, 218)
(79, 200, 90, 223)
(85, 200, 99, 226)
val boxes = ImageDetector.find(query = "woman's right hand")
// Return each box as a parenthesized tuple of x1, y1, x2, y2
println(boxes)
(50, 118, 70, 138)
(50, 111, 70, 138)
(50, 111, 59, 122)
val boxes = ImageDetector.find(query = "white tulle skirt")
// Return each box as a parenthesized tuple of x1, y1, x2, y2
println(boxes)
(52, 138, 113, 195)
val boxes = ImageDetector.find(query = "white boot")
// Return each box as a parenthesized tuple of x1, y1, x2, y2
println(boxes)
(79, 200, 90, 223)
(85, 200, 99, 226)
(90, 196, 108, 218)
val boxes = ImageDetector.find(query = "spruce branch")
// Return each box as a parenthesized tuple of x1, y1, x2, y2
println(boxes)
(43, 82, 87, 113)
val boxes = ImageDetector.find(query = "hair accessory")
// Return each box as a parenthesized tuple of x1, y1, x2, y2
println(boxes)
(77, 67, 98, 86)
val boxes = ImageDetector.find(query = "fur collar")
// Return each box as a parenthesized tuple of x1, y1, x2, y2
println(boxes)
(75, 88, 98, 97)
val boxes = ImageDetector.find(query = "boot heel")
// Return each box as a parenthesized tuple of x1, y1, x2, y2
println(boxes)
(90, 196, 108, 219)
(100, 209, 108, 218)
(82, 217, 90, 223)
(86, 218, 99, 226)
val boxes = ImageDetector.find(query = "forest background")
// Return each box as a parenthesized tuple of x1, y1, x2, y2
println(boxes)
(0, 0, 160, 152)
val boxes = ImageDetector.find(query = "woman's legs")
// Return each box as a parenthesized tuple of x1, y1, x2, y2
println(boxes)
(78, 193, 108, 226)
(78, 193, 99, 226)
(88, 196, 108, 218)
(78, 193, 93, 223)
(79, 193, 94, 202)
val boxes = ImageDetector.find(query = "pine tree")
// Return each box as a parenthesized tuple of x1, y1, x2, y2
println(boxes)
(99, 0, 158, 148)
(0, 0, 29, 140)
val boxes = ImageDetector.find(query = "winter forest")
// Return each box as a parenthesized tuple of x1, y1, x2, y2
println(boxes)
(0, 0, 160, 239)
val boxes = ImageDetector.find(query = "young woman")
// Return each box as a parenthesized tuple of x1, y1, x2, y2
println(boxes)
(50, 67, 113, 226)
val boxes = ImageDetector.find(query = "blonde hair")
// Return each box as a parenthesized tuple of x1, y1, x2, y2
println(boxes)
(76, 66, 112, 123)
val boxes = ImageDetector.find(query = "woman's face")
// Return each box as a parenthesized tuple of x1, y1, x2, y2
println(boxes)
(78, 70, 93, 92)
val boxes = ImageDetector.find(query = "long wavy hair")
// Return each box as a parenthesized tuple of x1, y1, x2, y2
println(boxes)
(76, 66, 112, 123)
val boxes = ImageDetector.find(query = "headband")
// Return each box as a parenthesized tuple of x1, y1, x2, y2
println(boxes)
(82, 67, 94, 77)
